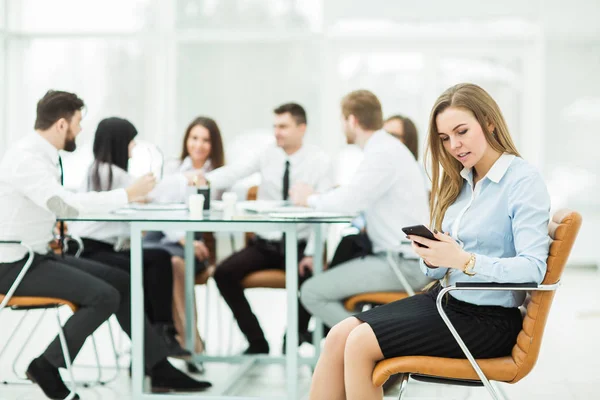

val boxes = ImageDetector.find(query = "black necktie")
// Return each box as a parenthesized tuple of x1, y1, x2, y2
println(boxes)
(282, 160, 290, 201)
(58, 155, 65, 255)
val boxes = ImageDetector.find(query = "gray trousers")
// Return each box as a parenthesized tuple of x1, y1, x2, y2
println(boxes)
(300, 253, 431, 328)
(0, 253, 168, 369)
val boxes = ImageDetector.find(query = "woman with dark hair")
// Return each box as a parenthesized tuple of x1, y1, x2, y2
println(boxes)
(384, 114, 419, 160)
(144, 116, 226, 371)
(69, 117, 192, 358)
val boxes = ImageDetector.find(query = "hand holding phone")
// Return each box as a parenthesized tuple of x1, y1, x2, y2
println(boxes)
(402, 224, 440, 248)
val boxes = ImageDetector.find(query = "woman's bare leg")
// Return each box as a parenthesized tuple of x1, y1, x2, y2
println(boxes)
(344, 323, 385, 400)
(308, 317, 362, 400)
(171, 256, 204, 353)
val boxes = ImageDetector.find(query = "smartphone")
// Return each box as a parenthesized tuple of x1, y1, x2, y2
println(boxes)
(402, 224, 439, 248)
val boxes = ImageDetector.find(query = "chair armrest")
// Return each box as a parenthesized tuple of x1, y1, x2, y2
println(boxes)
(455, 282, 538, 289)
(52, 233, 84, 258)
(451, 282, 559, 291)
(431, 280, 559, 390)
(0, 241, 35, 310)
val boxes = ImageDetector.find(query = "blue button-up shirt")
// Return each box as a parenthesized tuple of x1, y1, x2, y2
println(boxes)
(419, 154, 551, 308)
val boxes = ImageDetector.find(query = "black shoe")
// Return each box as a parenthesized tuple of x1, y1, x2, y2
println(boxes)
(150, 359, 212, 393)
(26, 356, 80, 400)
(282, 331, 313, 354)
(154, 323, 193, 360)
(186, 361, 205, 374)
(242, 340, 269, 355)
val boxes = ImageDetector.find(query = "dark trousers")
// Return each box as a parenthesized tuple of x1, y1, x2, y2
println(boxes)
(0, 253, 168, 369)
(329, 232, 373, 268)
(79, 238, 174, 325)
(213, 238, 309, 344)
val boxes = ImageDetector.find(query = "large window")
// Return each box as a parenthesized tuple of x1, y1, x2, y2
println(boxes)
(1, 0, 598, 266)
(5, 38, 152, 188)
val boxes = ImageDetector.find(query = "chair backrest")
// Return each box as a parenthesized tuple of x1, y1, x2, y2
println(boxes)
(245, 186, 259, 246)
(247, 185, 258, 201)
(509, 209, 582, 383)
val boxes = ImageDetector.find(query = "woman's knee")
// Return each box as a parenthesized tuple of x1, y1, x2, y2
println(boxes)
(324, 317, 362, 353)
(344, 323, 383, 362)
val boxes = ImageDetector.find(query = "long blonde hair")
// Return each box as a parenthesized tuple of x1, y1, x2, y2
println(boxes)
(425, 83, 521, 230)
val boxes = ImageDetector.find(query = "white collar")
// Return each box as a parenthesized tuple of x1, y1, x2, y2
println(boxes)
(362, 129, 386, 152)
(460, 153, 516, 184)
(180, 156, 213, 172)
(281, 144, 306, 165)
(31, 132, 60, 166)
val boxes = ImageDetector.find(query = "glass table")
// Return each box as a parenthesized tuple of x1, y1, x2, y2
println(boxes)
(60, 208, 353, 400)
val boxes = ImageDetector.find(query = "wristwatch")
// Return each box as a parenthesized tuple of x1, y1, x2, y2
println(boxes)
(462, 253, 476, 276)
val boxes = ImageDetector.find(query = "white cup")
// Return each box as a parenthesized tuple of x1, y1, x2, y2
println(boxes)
(189, 193, 205, 219)
(222, 191, 238, 219)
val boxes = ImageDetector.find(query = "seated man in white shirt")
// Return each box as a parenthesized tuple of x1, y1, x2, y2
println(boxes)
(197, 103, 333, 354)
(0, 90, 211, 399)
(290, 90, 432, 331)
(324, 113, 424, 269)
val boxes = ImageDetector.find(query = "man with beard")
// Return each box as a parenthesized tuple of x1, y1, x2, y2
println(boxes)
(0, 90, 212, 399)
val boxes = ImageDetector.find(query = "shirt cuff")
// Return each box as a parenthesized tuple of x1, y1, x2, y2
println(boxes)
(470, 253, 496, 280)
(419, 258, 448, 279)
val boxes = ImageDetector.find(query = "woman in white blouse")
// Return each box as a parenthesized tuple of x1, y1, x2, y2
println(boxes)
(144, 116, 225, 371)
(69, 117, 196, 359)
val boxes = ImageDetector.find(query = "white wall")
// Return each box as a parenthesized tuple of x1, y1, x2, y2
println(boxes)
(0, 0, 598, 266)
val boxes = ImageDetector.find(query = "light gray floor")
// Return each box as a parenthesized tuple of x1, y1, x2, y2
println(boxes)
(1, 268, 598, 400)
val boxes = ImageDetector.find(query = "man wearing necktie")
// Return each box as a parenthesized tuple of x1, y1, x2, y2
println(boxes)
(203, 103, 334, 355)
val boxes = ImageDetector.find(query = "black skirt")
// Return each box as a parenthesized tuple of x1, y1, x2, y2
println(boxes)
(355, 283, 523, 360)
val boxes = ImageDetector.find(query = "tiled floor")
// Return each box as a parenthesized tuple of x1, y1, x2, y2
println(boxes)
(1, 267, 598, 400)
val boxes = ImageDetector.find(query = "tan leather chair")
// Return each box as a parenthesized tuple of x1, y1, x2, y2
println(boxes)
(344, 292, 411, 312)
(0, 241, 78, 396)
(371, 209, 582, 399)
(240, 186, 287, 289)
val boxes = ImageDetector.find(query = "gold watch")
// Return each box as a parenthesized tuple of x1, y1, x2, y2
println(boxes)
(462, 253, 476, 276)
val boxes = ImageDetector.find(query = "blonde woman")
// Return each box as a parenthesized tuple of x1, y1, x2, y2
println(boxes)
(307, 83, 551, 400)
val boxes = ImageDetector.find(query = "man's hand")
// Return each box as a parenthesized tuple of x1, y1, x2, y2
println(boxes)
(126, 173, 156, 202)
(298, 256, 314, 277)
(194, 240, 210, 261)
(289, 183, 315, 207)
(184, 170, 207, 187)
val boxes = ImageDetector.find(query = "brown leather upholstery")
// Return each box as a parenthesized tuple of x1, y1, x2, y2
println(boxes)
(241, 186, 287, 289)
(240, 185, 326, 290)
(0, 295, 78, 313)
(372, 209, 582, 387)
(242, 269, 286, 289)
(344, 292, 412, 312)
(245, 185, 259, 245)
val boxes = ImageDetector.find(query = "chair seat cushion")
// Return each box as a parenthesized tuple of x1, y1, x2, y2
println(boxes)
(241, 269, 286, 289)
(372, 355, 518, 386)
(344, 292, 412, 311)
(0, 295, 78, 313)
